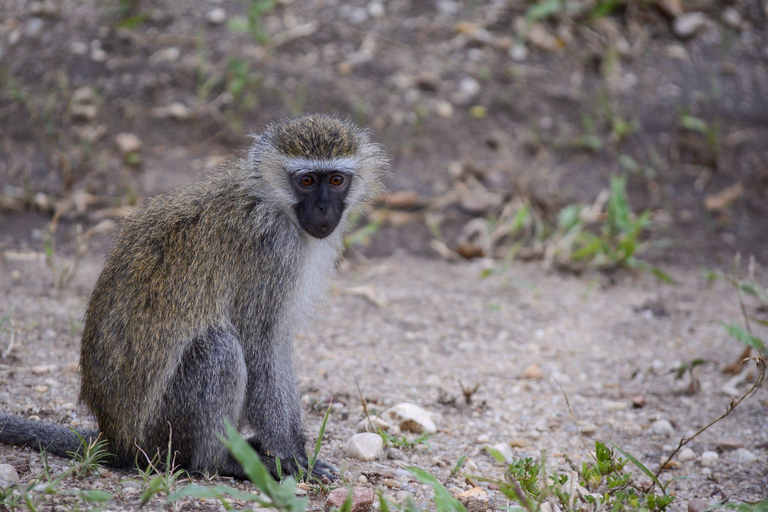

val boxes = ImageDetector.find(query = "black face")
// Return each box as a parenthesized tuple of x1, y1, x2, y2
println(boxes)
(291, 170, 352, 239)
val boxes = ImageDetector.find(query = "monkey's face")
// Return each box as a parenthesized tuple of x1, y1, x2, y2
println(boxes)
(290, 170, 353, 239)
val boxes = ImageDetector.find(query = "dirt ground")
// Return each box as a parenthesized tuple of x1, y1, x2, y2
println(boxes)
(0, 242, 766, 510)
(2, 0, 768, 510)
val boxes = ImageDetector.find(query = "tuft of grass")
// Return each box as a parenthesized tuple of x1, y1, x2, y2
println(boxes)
(67, 432, 113, 479)
(378, 429, 432, 450)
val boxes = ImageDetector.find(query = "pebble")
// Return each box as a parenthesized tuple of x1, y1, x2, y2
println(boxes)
(357, 415, 395, 433)
(700, 451, 719, 467)
(716, 439, 744, 451)
(476, 434, 490, 444)
(149, 46, 181, 64)
(631, 396, 646, 408)
(602, 400, 628, 411)
(325, 487, 375, 512)
(688, 498, 709, 512)
(677, 448, 697, 462)
(367, 1, 385, 18)
(30, 0, 59, 17)
(90, 47, 107, 63)
(386, 447, 404, 460)
(435, 101, 454, 118)
(345, 433, 384, 461)
(115, 133, 143, 156)
(70, 41, 88, 55)
(651, 419, 674, 436)
(509, 437, 531, 448)
(721, 8, 741, 29)
(509, 43, 527, 62)
(206, 8, 227, 24)
(673, 13, 707, 39)
(395, 490, 414, 503)
(729, 448, 758, 465)
(152, 103, 192, 120)
(485, 443, 514, 463)
(72, 86, 96, 104)
(458, 77, 480, 98)
(25, 18, 45, 38)
(522, 363, 543, 379)
(381, 403, 436, 434)
(454, 487, 489, 511)
(0, 464, 19, 490)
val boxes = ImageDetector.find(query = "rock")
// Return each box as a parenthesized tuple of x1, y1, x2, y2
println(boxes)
(149, 46, 181, 64)
(90, 47, 108, 63)
(357, 415, 395, 433)
(72, 86, 96, 104)
(381, 403, 436, 434)
(476, 434, 490, 444)
(30, 0, 60, 17)
(325, 487, 375, 512)
(345, 433, 384, 461)
(0, 464, 19, 490)
(700, 451, 719, 467)
(716, 439, 744, 451)
(70, 104, 98, 121)
(602, 400, 628, 411)
(367, 1, 385, 17)
(673, 13, 707, 39)
(152, 103, 192, 120)
(729, 448, 758, 465)
(509, 43, 527, 62)
(688, 498, 709, 512)
(454, 487, 489, 511)
(386, 447, 404, 460)
(70, 41, 88, 55)
(24, 18, 45, 38)
(206, 8, 227, 24)
(651, 420, 674, 436)
(395, 490, 414, 503)
(522, 363, 543, 379)
(721, 8, 741, 29)
(509, 437, 531, 448)
(631, 396, 646, 408)
(678, 448, 697, 462)
(485, 443, 514, 463)
(705, 182, 743, 212)
(115, 133, 143, 156)
(435, 101, 454, 118)
(528, 23, 561, 51)
(458, 77, 480, 98)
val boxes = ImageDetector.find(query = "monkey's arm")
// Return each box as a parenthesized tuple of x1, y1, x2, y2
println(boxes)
(241, 341, 336, 480)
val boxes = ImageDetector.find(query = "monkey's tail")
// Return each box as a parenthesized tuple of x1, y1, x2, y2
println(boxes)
(0, 413, 110, 460)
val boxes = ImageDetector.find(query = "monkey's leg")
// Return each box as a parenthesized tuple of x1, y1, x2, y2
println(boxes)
(243, 342, 337, 480)
(146, 326, 249, 479)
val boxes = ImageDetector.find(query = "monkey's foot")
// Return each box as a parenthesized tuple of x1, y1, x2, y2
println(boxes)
(307, 459, 338, 482)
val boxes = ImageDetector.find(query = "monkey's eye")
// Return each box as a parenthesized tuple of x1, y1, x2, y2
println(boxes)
(299, 175, 315, 187)
(329, 175, 345, 187)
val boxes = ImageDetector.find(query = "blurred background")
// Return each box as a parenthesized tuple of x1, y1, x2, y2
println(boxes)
(1, 0, 767, 273)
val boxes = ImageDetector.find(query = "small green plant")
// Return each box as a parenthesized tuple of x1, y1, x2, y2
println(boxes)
(68, 432, 113, 479)
(228, 0, 277, 45)
(379, 429, 432, 450)
(135, 440, 188, 508)
(675, 358, 707, 394)
(490, 443, 675, 512)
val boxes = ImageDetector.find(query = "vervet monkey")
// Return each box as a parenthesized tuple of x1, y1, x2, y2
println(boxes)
(0, 114, 389, 479)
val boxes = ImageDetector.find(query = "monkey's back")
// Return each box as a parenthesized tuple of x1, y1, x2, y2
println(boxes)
(79, 167, 302, 457)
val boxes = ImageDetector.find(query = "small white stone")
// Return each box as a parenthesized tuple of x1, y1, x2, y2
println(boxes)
(149, 46, 181, 64)
(357, 415, 395, 433)
(485, 443, 514, 463)
(435, 101, 454, 118)
(678, 448, 697, 462)
(90, 47, 107, 62)
(114, 133, 143, 155)
(0, 464, 19, 490)
(701, 467, 712, 476)
(25, 17, 45, 37)
(368, 1, 385, 18)
(700, 451, 719, 467)
(509, 43, 527, 62)
(345, 433, 384, 461)
(381, 403, 437, 434)
(721, 8, 741, 29)
(730, 448, 758, 465)
(476, 434, 490, 443)
(206, 8, 227, 24)
(651, 419, 674, 436)
(458, 77, 480, 98)
(673, 12, 707, 39)
(69, 41, 88, 55)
